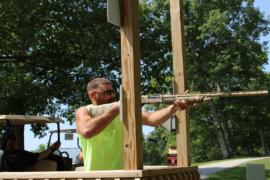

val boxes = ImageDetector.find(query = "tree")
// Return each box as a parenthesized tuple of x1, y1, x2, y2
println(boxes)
(140, 0, 269, 161)
(0, 0, 122, 111)
(183, 0, 269, 159)
(35, 144, 46, 153)
(0, 0, 121, 145)
(143, 127, 171, 165)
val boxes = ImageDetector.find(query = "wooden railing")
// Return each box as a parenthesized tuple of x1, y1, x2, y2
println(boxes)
(0, 166, 199, 180)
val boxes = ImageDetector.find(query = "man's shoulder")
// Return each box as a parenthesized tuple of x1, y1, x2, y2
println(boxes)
(76, 105, 91, 112)
(75, 105, 93, 118)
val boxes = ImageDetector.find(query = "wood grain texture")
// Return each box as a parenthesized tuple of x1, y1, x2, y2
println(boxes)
(169, 0, 190, 167)
(0, 166, 200, 180)
(120, 0, 143, 170)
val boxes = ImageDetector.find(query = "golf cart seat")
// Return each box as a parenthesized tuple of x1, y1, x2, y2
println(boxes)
(75, 166, 84, 171)
(24, 159, 57, 171)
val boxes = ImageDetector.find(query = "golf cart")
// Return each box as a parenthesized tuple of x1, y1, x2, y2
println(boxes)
(0, 115, 72, 171)
(47, 128, 83, 169)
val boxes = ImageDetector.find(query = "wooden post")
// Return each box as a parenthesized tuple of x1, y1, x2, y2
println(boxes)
(170, 0, 190, 166)
(120, 0, 143, 170)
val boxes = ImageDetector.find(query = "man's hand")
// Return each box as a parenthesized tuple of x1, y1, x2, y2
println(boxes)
(38, 141, 61, 160)
(172, 90, 194, 111)
(50, 141, 61, 151)
(173, 99, 194, 111)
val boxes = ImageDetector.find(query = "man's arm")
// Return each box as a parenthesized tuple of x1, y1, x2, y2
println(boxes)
(37, 141, 61, 160)
(142, 99, 192, 126)
(76, 105, 119, 138)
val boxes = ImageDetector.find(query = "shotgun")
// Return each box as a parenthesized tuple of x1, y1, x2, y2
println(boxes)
(141, 90, 268, 104)
(88, 90, 268, 117)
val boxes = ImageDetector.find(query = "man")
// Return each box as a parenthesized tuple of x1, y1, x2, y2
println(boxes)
(76, 78, 193, 171)
(3, 131, 63, 171)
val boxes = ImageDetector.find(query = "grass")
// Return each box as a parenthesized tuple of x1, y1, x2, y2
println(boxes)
(206, 157, 270, 180)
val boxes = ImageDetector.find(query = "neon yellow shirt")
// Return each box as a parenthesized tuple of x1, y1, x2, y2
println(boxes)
(78, 105, 124, 171)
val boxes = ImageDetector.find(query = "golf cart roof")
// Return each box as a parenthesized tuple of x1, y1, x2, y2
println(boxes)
(49, 129, 76, 134)
(0, 115, 64, 125)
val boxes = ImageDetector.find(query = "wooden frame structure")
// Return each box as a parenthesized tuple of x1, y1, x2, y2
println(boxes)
(0, 0, 200, 179)
(120, 0, 194, 171)
(170, 0, 190, 167)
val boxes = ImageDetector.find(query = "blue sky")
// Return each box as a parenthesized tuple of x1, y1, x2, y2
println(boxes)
(254, 0, 270, 72)
(25, 0, 270, 151)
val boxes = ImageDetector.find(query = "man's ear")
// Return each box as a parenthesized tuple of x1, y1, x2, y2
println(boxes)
(88, 91, 96, 99)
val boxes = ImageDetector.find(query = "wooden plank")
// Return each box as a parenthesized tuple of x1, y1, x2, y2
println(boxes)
(171, 174, 178, 180)
(0, 167, 200, 180)
(120, 0, 143, 170)
(0, 171, 143, 179)
(182, 173, 188, 180)
(194, 171, 200, 180)
(142, 166, 198, 177)
(0, 115, 64, 125)
(169, 0, 190, 167)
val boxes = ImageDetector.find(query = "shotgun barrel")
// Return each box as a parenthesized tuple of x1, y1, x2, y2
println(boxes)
(141, 90, 268, 104)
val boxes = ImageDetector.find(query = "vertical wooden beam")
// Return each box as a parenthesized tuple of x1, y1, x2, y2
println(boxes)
(120, 0, 143, 170)
(169, 0, 190, 166)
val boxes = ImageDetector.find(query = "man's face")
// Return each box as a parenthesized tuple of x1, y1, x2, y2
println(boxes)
(91, 83, 115, 105)
(6, 139, 16, 150)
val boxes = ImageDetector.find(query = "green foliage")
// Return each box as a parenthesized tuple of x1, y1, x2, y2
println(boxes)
(140, 0, 173, 94)
(35, 144, 46, 153)
(143, 126, 171, 165)
(184, 0, 270, 161)
(0, 0, 121, 135)
(189, 102, 223, 162)
(166, 131, 176, 147)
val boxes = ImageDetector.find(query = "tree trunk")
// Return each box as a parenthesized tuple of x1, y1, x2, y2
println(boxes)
(210, 102, 233, 158)
(220, 113, 234, 156)
(259, 126, 269, 155)
(216, 128, 229, 158)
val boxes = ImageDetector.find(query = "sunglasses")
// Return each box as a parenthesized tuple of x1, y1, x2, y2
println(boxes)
(95, 89, 115, 95)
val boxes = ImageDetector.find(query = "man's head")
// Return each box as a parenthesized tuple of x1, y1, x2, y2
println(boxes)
(87, 78, 116, 105)
(5, 131, 16, 150)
